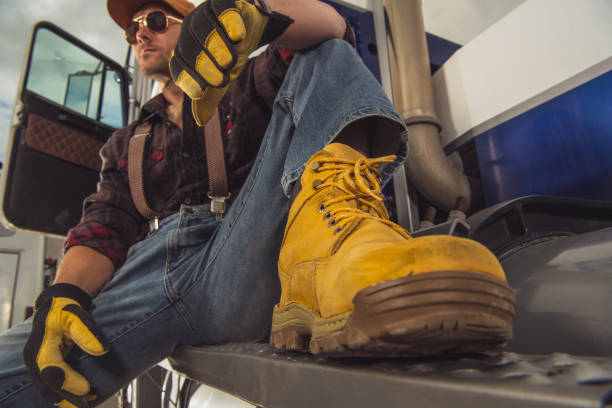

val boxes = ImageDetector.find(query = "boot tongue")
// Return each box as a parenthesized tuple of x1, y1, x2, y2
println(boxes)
(323, 143, 365, 161)
(321, 142, 388, 216)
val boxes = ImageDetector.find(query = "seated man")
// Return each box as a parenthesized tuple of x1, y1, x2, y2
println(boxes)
(0, 0, 515, 407)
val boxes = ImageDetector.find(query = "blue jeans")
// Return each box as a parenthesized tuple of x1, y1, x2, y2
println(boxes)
(0, 39, 406, 407)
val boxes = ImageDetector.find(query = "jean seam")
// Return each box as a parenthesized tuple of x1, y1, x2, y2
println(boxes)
(164, 210, 184, 301)
(0, 381, 32, 403)
(161, 210, 202, 336)
(78, 302, 178, 358)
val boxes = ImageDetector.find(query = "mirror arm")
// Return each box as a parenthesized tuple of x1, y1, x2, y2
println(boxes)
(96, 66, 108, 123)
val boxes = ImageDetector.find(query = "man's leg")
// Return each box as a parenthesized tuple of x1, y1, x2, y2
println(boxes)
(174, 38, 408, 344)
(0, 210, 219, 407)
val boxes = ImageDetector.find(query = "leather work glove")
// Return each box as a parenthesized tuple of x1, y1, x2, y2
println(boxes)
(170, 0, 293, 125)
(23, 283, 109, 408)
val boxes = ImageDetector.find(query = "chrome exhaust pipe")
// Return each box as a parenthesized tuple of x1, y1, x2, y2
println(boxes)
(385, 0, 471, 212)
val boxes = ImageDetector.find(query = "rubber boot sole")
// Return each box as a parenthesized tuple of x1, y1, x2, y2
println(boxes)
(270, 270, 516, 357)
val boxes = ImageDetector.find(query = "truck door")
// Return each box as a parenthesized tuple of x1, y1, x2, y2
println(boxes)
(0, 22, 129, 236)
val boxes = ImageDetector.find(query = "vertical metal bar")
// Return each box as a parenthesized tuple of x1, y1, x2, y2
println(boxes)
(371, 0, 419, 232)
(127, 54, 154, 123)
(97, 66, 107, 122)
(371, 0, 393, 98)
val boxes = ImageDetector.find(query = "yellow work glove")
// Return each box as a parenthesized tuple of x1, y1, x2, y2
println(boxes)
(170, 0, 293, 125)
(23, 283, 109, 408)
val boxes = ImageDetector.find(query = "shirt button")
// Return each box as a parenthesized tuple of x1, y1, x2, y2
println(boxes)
(184, 198, 192, 205)
(165, 121, 173, 127)
(182, 152, 189, 158)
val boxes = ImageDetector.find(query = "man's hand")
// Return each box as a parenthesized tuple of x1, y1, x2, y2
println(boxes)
(170, 0, 293, 126)
(23, 283, 109, 408)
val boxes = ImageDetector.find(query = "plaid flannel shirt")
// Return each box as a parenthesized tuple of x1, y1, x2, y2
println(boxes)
(65, 46, 291, 269)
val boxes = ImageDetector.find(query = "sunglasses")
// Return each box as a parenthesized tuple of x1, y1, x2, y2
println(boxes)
(125, 11, 183, 44)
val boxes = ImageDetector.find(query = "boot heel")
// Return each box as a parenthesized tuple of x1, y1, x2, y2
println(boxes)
(309, 271, 516, 356)
(270, 303, 315, 352)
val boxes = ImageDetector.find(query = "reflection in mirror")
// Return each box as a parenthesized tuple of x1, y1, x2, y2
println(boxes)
(26, 27, 125, 128)
(101, 68, 125, 128)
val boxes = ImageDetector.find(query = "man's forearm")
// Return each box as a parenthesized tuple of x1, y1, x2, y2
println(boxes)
(263, 0, 347, 50)
(54, 245, 115, 297)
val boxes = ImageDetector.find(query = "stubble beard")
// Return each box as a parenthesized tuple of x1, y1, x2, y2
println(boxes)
(139, 51, 172, 82)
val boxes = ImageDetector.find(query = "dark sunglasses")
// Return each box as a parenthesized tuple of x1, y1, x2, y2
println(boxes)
(125, 11, 183, 44)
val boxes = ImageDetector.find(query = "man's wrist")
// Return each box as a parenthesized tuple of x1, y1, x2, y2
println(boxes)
(36, 283, 92, 310)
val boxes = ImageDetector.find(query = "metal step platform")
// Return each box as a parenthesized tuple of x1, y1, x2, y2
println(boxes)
(170, 343, 612, 408)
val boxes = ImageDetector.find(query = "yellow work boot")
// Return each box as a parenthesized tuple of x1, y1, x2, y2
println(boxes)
(270, 143, 516, 356)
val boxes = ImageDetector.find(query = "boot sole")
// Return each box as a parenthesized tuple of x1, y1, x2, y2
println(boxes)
(270, 270, 516, 357)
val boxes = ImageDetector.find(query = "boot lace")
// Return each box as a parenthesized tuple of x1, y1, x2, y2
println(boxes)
(311, 155, 411, 239)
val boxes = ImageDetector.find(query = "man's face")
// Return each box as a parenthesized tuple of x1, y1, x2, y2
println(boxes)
(131, 3, 182, 81)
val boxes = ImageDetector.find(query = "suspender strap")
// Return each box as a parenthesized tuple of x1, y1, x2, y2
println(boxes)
(128, 121, 163, 221)
(127, 108, 230, 224)
(205, 108, 230, 219)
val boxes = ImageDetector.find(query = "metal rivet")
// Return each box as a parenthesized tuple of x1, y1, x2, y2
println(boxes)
(311, 161, 321, 171)
(312, 179, 323, 189)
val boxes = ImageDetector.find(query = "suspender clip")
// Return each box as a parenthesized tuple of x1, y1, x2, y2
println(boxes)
(208, 193, 231, 221)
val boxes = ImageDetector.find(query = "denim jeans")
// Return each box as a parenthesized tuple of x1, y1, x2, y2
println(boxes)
(0, 39, 407, 407)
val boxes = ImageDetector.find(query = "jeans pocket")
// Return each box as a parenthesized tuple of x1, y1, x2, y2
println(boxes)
(165, 207, 218, 293)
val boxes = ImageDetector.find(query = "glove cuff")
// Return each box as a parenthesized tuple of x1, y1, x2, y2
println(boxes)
(35, 283, 92, 311)
(251, 0, 294, 48)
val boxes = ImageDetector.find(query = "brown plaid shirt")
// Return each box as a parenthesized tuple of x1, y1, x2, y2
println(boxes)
(65, 46, 292, 268)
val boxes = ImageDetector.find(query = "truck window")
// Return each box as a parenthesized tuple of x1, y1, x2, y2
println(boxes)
(25, 27, 125, 128)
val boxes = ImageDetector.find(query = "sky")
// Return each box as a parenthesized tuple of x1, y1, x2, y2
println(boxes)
(0, 0, 127, 162)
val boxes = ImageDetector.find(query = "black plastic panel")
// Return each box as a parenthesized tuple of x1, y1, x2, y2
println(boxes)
(3, 125, 99, 235)
(467, 195, 612, 257)
(502, 227, 612, 356)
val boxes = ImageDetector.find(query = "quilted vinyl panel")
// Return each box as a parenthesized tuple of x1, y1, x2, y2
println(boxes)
(25, 113, 103, 171)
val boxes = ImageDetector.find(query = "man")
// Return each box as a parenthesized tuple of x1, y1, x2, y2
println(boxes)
(0, 0, 516, 407)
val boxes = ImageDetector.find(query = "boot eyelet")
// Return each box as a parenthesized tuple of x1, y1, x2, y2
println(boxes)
(311, 161, 322, 171)
(323, 212, 331, 220)
(318, 203, 326, 213)
(312, 180, 323, 190)
(333, 227, 342, 235)
(328, 219, 336, 227)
